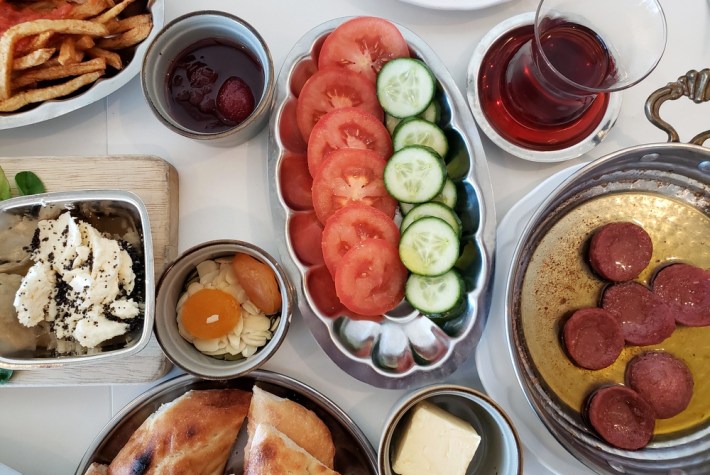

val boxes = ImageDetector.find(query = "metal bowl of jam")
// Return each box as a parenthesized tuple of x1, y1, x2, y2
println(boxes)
(141, 11, 274, 145)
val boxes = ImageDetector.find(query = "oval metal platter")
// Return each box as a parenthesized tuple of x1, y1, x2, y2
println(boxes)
(75, 370, 377, 474)
(0, 0, 164, 130)
(267, 17, 496, 389)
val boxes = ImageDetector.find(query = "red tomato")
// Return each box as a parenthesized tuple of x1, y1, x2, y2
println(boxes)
(279, 99, 307, 153)
(288, 212, 324, 266)
(334, 238, 407, 316)
(311, 148, 397, 224)
(318, 16, 410, 82)
(321, 203, 400, 276)
(296, 67, 383, 142)
(279, 153, 312, 210)
(307, 107, 393, 177)
(306, 265, 344, 317)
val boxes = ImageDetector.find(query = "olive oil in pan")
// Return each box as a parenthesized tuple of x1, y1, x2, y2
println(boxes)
(520, 191, 710, 435)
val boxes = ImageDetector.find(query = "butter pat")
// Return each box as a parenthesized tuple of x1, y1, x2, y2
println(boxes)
(392, 401, 481, 475)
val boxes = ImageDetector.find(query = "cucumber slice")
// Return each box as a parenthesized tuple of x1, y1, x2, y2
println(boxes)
(392, 118, 449, 158)
(436, 177, 458, 208)
(400, 178, 457, 214)
(399, 216, 460, 276)
(377, 58, 436, 118)
(406, 269, 464, 316)
(385, 101, 441, 134)
(384, 146, 446, 203)
(401, 201, 462, 236)
(419, 100, 441, 123)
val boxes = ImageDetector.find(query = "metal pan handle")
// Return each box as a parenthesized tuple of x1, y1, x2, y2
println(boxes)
(645, 68, 710, 146)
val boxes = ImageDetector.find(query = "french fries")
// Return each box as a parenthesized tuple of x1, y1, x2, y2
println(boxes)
(0, 0, 153, 112)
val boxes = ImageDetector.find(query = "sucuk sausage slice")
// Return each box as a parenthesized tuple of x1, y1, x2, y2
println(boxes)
(625, 351, 694, 419)
(563, 308, 624, 370)
(586, 385, 655, 450)
(653, 263, 710, 327)
(588, 222, 653, 282)
(602, 282, 675, 346)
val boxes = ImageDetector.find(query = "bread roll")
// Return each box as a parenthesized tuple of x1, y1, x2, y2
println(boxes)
(244, 423, 339, 475)
(245, 386, 335, 468)
(108, 389, 251, 475)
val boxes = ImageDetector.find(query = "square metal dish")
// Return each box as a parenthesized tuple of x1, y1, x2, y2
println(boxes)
(0, 190, 154, 368)
(268, 17, 496, 389)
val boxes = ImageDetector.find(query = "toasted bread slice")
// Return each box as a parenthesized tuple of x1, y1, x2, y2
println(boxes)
(245, 423, 339, 475)
(245, 386, 336, 468)
(108, 389, 251, 475)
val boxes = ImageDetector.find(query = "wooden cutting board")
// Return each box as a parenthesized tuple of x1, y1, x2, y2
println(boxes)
(0, 155, 178, 386)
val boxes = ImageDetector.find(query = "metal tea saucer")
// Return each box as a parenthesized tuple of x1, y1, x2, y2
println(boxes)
(466, 12, 622, 163)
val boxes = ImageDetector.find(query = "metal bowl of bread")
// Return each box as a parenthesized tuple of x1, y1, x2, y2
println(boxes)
(76, 370, 377, 474)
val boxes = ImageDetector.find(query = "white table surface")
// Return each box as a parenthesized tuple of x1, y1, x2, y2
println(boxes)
(0, 1, 708, 474)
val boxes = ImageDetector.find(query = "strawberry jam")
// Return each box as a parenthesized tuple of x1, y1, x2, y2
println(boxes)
(166, 38, 264, 133)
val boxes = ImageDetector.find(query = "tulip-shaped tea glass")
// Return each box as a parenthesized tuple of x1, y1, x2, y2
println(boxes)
(477, 0, 667, 152)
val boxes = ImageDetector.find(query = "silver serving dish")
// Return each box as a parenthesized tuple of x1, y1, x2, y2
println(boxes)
(267, 18, 496, 389)
(0, 0, 164, 130)
(0, 190, 154, 368)
(506, 144, 710, 473)
(75, 370, 377, 474)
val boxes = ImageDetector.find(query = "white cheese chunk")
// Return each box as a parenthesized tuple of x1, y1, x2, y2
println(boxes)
(392, 401, 481, 475)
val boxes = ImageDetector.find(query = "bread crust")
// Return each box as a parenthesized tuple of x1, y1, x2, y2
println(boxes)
(244, 423, 339, 475)
(245, 386, 336, 469)
(107, 389, 251, 475)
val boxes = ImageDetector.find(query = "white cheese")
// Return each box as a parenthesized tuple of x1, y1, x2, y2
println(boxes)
(13, 211, 140, 350)
(392, 401, 481, 475)
(13, 263, 57, 327)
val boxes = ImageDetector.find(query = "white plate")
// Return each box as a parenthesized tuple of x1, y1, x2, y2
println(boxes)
(0, 0, 164, 130)
(397, 0, 513, 10)
(475, 163, 596, 475)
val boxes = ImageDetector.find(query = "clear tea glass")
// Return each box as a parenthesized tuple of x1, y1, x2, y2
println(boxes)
(478, 0, 667, 151)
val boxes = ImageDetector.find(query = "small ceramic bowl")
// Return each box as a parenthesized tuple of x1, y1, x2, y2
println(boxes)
(141, 11, 274, 145)
(154, 240, 294, 380)
(379, 384, 523, 475)
(0, 190, 154, 369)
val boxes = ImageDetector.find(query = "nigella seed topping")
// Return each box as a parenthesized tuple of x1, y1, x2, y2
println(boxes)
(13, 211, 144, 352)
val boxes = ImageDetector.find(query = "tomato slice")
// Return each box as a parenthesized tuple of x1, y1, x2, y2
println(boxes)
(288, 212, 324, 266)
(307, 107, 393, 177)
(296, 67, 383, 142)
(321, 203, 400, 276)
(279, 153, 313, 210)
(311, 148, 397, 224)
(334, 238, 407, 316)
(318, 16, 410, 82)
(306, 265, 345, 317)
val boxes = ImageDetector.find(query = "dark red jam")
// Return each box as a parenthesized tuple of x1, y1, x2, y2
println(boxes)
(166, 38, 264, 133)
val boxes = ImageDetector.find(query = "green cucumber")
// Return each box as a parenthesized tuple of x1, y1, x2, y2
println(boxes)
(399, 216, 460, 276)
(406, 269, 465, 317)
(385, 101, 441, 134)
(384, 146, 446, 204)
(401, 201, 462, 236)
(400, 177, 457, 214)
(377, 58, 436, 118)
(392, 118, 449, 158)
